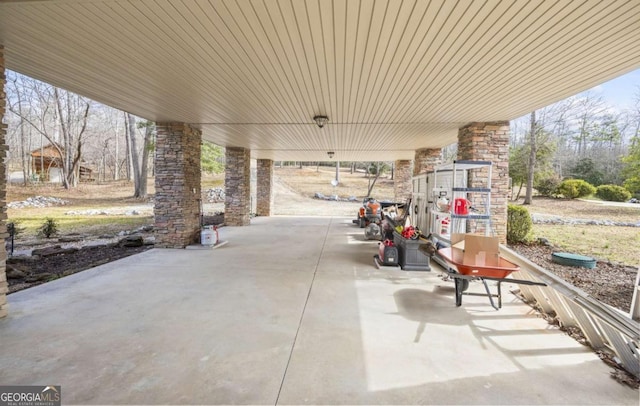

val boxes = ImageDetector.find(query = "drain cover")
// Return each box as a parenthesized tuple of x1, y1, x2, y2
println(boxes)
(551, 252, 597, 269)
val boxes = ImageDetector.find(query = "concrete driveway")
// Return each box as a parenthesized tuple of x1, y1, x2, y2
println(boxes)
(0, 216, 637, 404)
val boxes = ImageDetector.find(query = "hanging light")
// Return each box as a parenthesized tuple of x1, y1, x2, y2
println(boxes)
(313, 115, 329, 128)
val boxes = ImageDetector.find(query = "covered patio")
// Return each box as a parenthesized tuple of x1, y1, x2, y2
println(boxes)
(0, 216, 637, 404)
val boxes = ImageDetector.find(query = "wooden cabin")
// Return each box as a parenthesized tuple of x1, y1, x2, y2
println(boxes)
(30, 143, 93, 182)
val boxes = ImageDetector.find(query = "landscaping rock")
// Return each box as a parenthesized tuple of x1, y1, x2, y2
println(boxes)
(6, 266, 27, 280)
(7, 196, 70, 209)
(203, 187, 225, 203)
(25, 273, 54, 282)
(31, 245, 60, 256)
(32, 246, 79, 257)
(58, 236, 84, 243)
(119, 235, 144, 247)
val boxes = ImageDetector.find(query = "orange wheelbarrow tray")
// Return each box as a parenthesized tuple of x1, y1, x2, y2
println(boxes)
(436, 247, 546, 310)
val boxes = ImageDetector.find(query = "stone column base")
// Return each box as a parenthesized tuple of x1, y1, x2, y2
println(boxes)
(256, 159, 273, 217)
(225, 148, 251, 226)
(154, 123, 202, 248)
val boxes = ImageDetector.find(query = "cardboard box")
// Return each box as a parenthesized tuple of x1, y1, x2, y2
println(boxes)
(450, 233, 500, 267)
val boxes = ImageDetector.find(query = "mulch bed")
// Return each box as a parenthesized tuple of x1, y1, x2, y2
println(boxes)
(7, 244, 152, 294)
(509, 242, 637, 312)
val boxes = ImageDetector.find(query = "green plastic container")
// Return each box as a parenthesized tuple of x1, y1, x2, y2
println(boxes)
(551, 252, 597, 269)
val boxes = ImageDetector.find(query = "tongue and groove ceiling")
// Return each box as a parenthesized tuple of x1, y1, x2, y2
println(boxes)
(1, 0, 639, 161)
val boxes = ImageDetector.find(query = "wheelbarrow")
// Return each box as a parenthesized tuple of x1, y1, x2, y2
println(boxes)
(437, 247, 546, 310)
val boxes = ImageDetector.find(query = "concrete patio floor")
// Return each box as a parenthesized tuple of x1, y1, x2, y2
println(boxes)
(0, 216, 637, 405)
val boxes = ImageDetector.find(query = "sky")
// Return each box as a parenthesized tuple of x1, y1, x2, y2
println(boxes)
(585, 68, 639, 111)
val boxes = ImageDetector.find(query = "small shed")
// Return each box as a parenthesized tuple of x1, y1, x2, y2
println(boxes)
(30, 143, 93, 182)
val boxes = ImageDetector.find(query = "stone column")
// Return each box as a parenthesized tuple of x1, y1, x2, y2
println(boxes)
(0, 46, 8, 318)
(457, 122, 510, 243)
(225, 147, 251, 226)
(413, 148, 442, 176)
(154, 123, 202, 248)
(256, 159, 273, 217)
(394, 160, 413, 202)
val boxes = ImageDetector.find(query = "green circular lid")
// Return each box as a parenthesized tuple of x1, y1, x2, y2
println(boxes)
(552, 252, 597, 269)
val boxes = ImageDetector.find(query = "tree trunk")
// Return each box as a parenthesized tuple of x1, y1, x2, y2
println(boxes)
(124, 113, 131, 180)
(516, 181, 524, 201)
(137, 123, 153, 198)
(114, 120, 120, 181)
(127, 113, 142, 197)
(524, 110, 537, 205)
(53, 88, 71, 189)
(16, 86, 28, 185)
(366, 163, 381, 196)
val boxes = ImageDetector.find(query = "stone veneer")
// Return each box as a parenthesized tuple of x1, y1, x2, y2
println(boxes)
(154, 123, 202, 248)
(225, 148, 251, 226)
(457, 122, 510, 243)
(0, 47, 8, 318)
(414, 148, 442, 176)
(394, 160, 413, 202)
(256, 159, 273, 217)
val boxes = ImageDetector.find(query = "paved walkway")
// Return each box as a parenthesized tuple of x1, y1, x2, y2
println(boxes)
(0, 217, 637, 404)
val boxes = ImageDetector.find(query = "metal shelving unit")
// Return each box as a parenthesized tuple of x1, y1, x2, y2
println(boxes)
(429, 160, 493, 245)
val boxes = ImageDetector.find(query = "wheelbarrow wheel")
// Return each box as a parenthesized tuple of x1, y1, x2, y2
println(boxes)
(454, 278, 469, 307)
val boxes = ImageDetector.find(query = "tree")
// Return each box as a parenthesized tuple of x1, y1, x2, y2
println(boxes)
(508, 144, 528, 200)
(365, 162, 390, 197)
(524, 111, 537, 205)
(572, 92, 606, 157)
(7, 72, 92, 189)
(126, 116, 155, 199)
(570, 158, 604, 186)
(622, 136, 640, 196)
(136, 120, 155, 198)
(201, 141, 224, 173)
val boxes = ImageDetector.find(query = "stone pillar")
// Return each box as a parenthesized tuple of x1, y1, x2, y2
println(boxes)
(154, 123, 202, 248)
(225, 147, 251, 226)
(394, 160, 413, 202)
(457, 122, 510, 243)
(413, 148, 442, 176)
(256, 159, 273, 217)
(0, 46, 8, 318)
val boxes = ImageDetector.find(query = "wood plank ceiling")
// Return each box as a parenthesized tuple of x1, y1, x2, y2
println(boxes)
(1, 0, 639, 161)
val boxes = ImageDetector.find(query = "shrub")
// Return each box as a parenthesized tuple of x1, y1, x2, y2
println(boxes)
(507, 204, 532, 243)
(6, 221, 23, 238)
(557, 179, 596, 199)
(38, 218, 59, 239)
(595, 184, 632, 202)
(534, 175, 561, 197)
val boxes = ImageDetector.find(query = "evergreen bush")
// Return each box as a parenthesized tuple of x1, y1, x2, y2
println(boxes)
(38, 218, 59, 239)
(534, 175, 561, 197)
(507, 204, 532, 243)
(595, 184, 632, 202)
(557, 179, 596, 199)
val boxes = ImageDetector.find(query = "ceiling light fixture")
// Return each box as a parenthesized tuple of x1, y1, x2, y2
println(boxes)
(327, 151, 335, 159)
(313, 115, 329, 128)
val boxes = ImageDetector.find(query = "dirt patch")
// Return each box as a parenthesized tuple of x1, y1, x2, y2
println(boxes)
(510, 242, 637, 312)
(7, 244, 152, 293)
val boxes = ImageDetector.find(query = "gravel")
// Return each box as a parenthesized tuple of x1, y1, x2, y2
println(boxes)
(8, 196, 70, 208)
